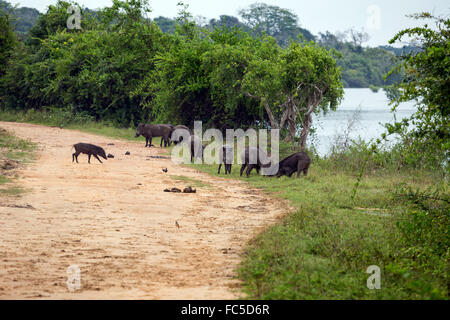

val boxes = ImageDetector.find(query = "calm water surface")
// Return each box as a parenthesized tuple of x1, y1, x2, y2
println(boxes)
(311, 88, 416, 156)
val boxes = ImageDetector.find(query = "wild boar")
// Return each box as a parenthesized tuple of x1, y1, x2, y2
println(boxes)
(218, 144, 234, 174)
(72, 143, 107, 164)
(170, 125, 192, 145)
(239, 146, 271, 177)
(135, 123, 173, 148)
(276, 152, 311, 178)
(187, 135, 203, 163)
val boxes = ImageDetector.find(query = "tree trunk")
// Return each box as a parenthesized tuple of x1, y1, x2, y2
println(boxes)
(263, 102, 279, 129)
(244, 92, 280, 129)
(298, 103, 316, 150)
(282, 97, 299, 143)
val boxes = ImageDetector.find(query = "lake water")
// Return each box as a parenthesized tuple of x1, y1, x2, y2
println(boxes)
(311, 88, 417, 157)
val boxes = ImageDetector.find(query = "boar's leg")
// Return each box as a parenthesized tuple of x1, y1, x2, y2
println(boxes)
(145, 137, 149, 147)
(218, 164, 222, 174)
(94, 154, 103, 164)
(72, 152, 80, 163)
(297, 160, 306, 178)
(302, 163, 310, 177)
(240, 164, 247, 177)
(226, 164, 232, 175)
(148, 136, 153, 147)
(162, 136, 170, 148)
(88, 154, 91, 164)
(246, 164, 256, 177)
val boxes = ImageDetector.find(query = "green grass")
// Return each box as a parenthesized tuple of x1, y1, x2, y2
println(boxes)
(1, 110, 448, 299)
(0, 186, 26, 195)
(169, 175, 211, 188)
(186, 146, 448, 299)
(0, 128, 36, 195)
(0, 108, 167, 146)
(0, 175, 10, 184)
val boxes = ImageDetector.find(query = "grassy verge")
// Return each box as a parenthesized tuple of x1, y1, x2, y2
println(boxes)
(169, 175, 211, 188)
(185, 146, 448, 299)
(0, 128, 36, 196)
(1, 110, 447, 299)
(0, 109, 166, 146)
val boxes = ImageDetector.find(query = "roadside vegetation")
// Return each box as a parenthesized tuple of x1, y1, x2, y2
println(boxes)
(0, 128, 35, 196)
(183, 137, 448, 299)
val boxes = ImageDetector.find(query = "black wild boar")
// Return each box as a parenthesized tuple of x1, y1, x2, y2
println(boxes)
(135, 123, 173, 148)
(72, 143, 107, 164)
(240, 146, 271, 177)
(218, 144, 234, 174)
(162, 124, 175, 147)
(276, 152, 311, 178)
(187, 135, 203, 162)
(170, 125, 192, 144)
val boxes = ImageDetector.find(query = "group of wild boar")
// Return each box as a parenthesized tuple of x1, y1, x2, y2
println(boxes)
(72, 123, 311, 179)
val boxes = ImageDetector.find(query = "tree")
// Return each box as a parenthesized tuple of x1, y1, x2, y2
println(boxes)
(0, 8, 16, 76)
(154, 16, 176, 33)
(207, 15, 249, 32)
(0, 0, 169, 125)
(243, 41, 344, 146)
(239, 2, 314, 47)
(385, 13, 449, 167)
(26, 1, 73, 49)
(348, 27, 369, 50)
(146, 25, 263, 129)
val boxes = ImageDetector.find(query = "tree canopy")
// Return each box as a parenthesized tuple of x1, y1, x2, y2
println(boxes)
(385, 13, 449, 168)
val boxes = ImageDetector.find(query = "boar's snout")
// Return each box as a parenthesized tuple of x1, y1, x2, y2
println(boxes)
(135, 132, 140, 138)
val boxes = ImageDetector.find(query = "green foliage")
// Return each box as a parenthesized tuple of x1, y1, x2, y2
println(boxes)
(0, 0, 40, 37)
(0, 7, 16, 76)
(0, 0, 171, 126)
(153, 16, 176, 33)
(242, 40, 344, 144)
(386, 13, 450, 168)
(238, 2, 315, 46)
(392, 184, 449, 257)
(137, 24, 276, 129)
(26, 1, 76, 50)
(386, 13, 449, 170)
(206, 15, 249, 33)
(318, 31, 402, 88)
(0, 128, 35, 196)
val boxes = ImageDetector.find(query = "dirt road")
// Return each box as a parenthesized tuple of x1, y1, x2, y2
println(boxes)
(0, 122, 287, 299)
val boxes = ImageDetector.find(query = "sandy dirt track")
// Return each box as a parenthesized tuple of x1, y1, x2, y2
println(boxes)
(0, 122, 287, 299)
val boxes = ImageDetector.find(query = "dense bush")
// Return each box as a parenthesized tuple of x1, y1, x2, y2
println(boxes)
(385, 13, 449, 172)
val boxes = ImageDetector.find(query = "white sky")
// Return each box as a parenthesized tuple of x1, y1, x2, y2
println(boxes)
(7, 0, 450, 46)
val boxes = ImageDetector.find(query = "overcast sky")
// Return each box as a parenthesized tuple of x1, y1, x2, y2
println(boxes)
(7, 0, 450, 46)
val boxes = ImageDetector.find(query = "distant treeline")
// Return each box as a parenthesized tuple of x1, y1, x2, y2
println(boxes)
(0, 0, 40, 36)
(0, 0, 346, 147)
(0, 0, 412, 90)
